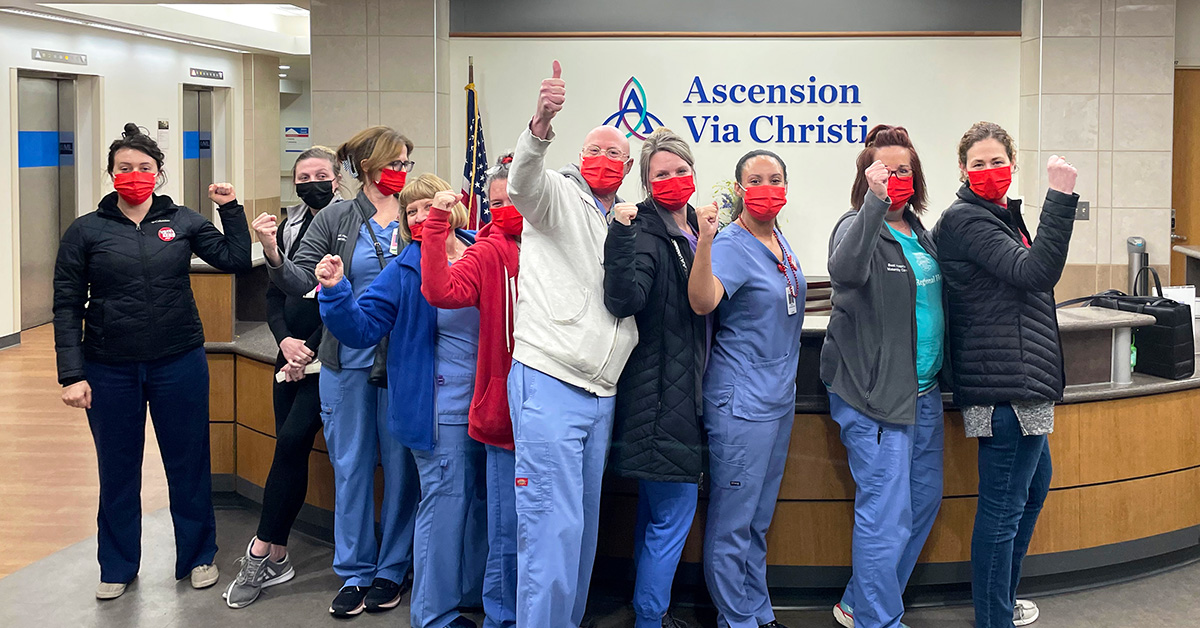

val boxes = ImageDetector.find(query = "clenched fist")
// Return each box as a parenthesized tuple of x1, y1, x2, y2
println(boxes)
(208, 182, 237, 206)
(432, 190, 458, 212)
(1046, 155, 1078, 196)
(62, 380, 92, 410)
(865, 160, 890, 203)
(697, 203, 719, 241)
(315, 254, 344, 289)
(531, 61, 565, 140)
(613, 202, 638, 226)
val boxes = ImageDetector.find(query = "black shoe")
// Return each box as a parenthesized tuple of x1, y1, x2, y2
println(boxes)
(329, 586, 369, 617)
(364, 577, 406, 612)
(663, 612, 695, 628)
(759, 622, 789, 628)
(445, 617, 477, 628)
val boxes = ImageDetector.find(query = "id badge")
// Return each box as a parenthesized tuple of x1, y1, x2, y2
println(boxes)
(389, 229, 399, 255)
(786, 287, 798, 316)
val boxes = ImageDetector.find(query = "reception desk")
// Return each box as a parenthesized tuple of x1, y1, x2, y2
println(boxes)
(195, 265, 1200, 601)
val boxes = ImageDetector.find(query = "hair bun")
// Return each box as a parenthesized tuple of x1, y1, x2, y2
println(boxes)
(122, 122, 141, 138)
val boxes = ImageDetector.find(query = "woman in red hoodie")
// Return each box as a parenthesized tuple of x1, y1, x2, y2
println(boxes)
(420, 152, 522, 628)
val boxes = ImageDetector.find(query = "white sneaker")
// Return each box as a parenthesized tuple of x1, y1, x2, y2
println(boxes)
(1014, 599, 1040, 626)
(95, 581, 126, 600)
(190, 563, 220, 589)
(833, 602, 911, 628)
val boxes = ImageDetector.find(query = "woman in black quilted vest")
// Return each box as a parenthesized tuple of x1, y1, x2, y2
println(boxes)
(933, 122, 1078, 628)
(53, 122, 252, 600)
(603, 127, 707, 628)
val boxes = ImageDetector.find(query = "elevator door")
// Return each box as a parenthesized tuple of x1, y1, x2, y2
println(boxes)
(17, 76, 75, 330)
(183, 87, 214, 220)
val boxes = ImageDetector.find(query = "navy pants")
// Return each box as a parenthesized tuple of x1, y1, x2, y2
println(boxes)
(85, 346, 218, 583)
(971, 404, 1053, 628)
(830, 388, 945, 628)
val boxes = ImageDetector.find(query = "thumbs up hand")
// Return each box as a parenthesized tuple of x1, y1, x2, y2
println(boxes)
(531, 60, 565, 140)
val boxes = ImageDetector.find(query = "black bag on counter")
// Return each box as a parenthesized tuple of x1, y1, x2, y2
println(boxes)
(1057, 267, 1194, 380)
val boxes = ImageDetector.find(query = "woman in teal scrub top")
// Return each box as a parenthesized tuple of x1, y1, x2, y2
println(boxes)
(688, 149, 804, 628)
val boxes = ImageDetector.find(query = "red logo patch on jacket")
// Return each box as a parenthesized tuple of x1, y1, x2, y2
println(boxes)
(515, 477, 529, 487)
(158, 227, 176, 242)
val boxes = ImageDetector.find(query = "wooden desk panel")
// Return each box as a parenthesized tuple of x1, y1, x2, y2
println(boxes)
(208, 354, 235, 423)
(235, 356, 276, 437)
(192, 274, 234, 343)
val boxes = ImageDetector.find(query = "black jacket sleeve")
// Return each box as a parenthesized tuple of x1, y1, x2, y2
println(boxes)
(603, 219, 659, 319)
(192, 200, 253, 273)
(265, 280, 291, 346)
(52, 222, 89, 386)
(267, 205, 334, 297)
(946, 189, 1078, 292)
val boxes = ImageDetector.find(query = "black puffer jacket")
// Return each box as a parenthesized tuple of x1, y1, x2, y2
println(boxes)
(603, 201, 706, 483)
(933, 184, 1078, 406)
(53, 192, 252, 385)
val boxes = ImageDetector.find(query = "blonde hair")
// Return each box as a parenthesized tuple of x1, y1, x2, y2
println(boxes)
(397, 173, 469, 243)
(639, 127, 695, 196)
(336, 126, 414, 186)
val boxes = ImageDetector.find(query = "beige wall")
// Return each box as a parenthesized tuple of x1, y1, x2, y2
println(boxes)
(1022, 0, 1177, 300)
(309, 0, 451, 193)
(1178, 0, 1200, 66)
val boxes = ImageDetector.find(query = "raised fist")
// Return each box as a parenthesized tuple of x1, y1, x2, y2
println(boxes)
(1046, 155, 1078, 196)
(251, 212, 278, 253)
(865, 160, 889, 203)
(432, 190, 458, 212)
(315, 254, 344, 289)
(208, 182, 237, 205)
(613, 202, 638, 226)
(698, 202, 719, 241)
(531, 61, 565, 140)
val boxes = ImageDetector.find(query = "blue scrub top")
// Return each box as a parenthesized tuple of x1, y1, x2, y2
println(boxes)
(703, 223, 806, 421)
(885, 222, 945, 392)
(339, 219, 399, 369)
(435, 299, 480, 425)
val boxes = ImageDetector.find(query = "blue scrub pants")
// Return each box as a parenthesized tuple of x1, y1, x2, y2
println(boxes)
(830, 388, 945, 628)
(484, 444, 518, 628)
(702, 403, 794, 628)
(508, 360, 615, 628)
(85, 347, 217, 583)
(633, 480, 699, 628)
(410, 423, 487, 628)
(319, 366, 420, 587)
(462, 463, 489, 609)
(972, 403, 1052, 628)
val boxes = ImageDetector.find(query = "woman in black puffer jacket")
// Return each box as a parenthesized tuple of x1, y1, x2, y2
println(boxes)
(933, 121, 1078, 628)
(603, 127, 707, 628)
(53, 122, 251, 600)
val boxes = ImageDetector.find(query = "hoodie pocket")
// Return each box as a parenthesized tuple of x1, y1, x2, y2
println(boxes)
(548, 288, 591, 325)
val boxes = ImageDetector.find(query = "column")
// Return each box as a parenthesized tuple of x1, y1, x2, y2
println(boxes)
(243, 53, 283, 220)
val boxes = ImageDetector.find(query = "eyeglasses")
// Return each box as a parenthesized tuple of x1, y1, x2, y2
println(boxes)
(388, 160, 416, 173)
(582, 145, 628, 161)
(891, 167, 914, 177)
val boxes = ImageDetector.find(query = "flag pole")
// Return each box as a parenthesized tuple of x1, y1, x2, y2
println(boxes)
(468, 56, 474, 84)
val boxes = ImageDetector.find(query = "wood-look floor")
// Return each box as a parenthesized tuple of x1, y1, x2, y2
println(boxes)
(0, 325, 169, 579)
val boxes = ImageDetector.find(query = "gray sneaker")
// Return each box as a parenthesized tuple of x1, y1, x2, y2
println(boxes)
(223, 538, 295, 609)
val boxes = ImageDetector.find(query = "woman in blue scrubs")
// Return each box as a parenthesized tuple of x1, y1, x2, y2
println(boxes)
(316, 174, 484, 628)
(688, 150, 805, 628)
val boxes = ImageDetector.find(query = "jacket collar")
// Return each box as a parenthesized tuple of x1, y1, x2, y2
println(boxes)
(877, 206, 928, 243)
(635, 198, 699, 241)
(955, 183, 1028, 238)
(97, 192, 176, 223)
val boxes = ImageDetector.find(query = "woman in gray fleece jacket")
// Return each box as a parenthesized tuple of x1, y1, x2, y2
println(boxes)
(821, 125, 946, 628)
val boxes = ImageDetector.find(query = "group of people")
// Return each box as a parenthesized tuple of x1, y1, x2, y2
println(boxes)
(52, 58, 1079, 628)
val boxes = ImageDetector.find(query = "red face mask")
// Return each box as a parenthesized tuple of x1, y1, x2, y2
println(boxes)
(650, 175, 695, 212)
(887, 175, 915, 211)
(741, 185, 787, 222)
(114, 171, 156, 205)
(490, 204, 523, 237)
(408, 220, 424, 242)
(967, 165, 1012, 204)
(580, 154, 626, 196)
(375, 168, 407, 196)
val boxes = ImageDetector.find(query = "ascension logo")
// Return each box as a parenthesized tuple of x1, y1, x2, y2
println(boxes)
(603, 76, 664, 141)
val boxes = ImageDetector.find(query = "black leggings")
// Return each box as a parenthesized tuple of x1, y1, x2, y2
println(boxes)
(256, 355, 323, 545)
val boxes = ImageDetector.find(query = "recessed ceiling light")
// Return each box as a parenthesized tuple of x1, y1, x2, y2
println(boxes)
(279, 65, 290, 70)
(278, 73, 287, 77)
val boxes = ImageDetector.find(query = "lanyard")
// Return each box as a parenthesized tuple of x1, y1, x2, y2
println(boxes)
(738, 217, 800, 298)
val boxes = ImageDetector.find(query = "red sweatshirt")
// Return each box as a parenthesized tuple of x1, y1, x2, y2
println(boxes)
(420, 207, 520, 450)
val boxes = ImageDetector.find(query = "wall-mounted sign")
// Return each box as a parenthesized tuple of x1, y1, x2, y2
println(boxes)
(32, 49, 87, 65)
(284, 126, 309, 153)
(189, 68, 224, 80)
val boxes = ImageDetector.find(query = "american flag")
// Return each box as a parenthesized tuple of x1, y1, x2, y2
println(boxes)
(461, 81, 489, 229)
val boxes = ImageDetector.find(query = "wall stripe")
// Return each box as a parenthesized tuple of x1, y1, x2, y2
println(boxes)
(17, 131, 59, 169)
